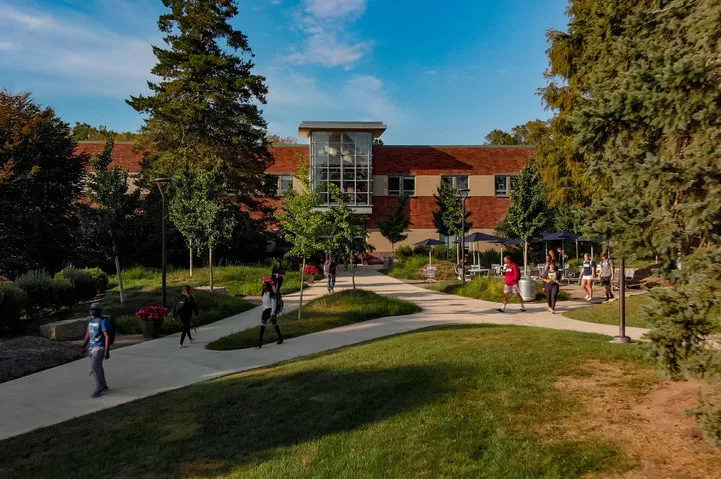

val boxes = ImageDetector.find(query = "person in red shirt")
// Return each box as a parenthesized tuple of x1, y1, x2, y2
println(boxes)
(497, 255, 526, 313)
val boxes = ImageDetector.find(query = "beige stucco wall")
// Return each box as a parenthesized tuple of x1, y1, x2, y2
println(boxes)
(367, 228, 503, 255)
(469, 175, 495, 196)
(371, 174, 497, 197)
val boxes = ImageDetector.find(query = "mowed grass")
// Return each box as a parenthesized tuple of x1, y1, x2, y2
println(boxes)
(387, 255, 457, 281)
(95, 287, 255, 335)
(207, 289, 421, 350)
(564, 294, 651, 328)
(427, 276, 569, 304)
(0, 325, 652, 478)
(113, 264, 302, 297)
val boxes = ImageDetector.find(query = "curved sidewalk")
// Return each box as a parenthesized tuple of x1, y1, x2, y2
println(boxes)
(0, 268, 645, 440)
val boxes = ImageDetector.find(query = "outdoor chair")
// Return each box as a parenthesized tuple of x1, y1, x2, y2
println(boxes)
(563, 266, 579, 285)
(491, 264, 502, 276)
(424, 266, 438, 283)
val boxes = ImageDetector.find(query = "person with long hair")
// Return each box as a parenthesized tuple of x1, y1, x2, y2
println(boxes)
(599, 252, 615, 301)
(543, 262, 562, 313)
(580, 253, 597, 301)
(173, 285, 198, 348)
(256, 281, 283, 348)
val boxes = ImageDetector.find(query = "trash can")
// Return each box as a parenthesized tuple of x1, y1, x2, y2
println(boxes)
(383, 256, 393, 270)
(518, 278, 536, 302)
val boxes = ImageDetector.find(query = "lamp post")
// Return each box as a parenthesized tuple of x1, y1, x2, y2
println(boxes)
(155, 177, 172, 308)
(458, 188, 470, 283)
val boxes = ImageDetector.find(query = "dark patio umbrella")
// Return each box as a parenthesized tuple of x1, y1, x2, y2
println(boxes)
(460, 232, 508, 265)
(542, 231, 580, 266)
(413, 238, 446, 265)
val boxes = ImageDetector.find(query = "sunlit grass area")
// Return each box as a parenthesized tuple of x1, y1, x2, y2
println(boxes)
(427, 276, 569, 304)
(564, 294, 651, 328)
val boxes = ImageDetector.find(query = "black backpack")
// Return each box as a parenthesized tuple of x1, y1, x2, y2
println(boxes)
(173, 295, 188, 318)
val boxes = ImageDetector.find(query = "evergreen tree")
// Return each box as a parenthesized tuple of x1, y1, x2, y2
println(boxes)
(0, 91, 85, 277)
(85, 139, 141, 304)
(378, 196, 409, 256)
(127, 0, 271, 203)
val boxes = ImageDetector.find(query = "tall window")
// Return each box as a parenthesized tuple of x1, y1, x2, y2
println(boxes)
(494, 175, 516, 197)
(279, 175, 293, 195)
(310, 131, 372, 206)
(388, 176, 415, 196)
(441, 175, 469, 190)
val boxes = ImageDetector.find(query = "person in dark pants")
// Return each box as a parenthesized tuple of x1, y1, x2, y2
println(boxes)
(81, 303, 112, 398)
(543, 263, 562, 313)
(256, 281, 283, 348)
(541, 254, 554, 298)
(271, 259, 285, 295)
(173, 285, 198, 348)
(325, 256, 339, 293)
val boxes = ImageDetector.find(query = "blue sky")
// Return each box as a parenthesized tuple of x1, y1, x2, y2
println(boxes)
(0, 0, 568, 144)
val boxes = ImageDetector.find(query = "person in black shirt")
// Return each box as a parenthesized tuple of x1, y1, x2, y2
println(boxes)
(271, 259, 285, 295)
(173, 285, 198, 348)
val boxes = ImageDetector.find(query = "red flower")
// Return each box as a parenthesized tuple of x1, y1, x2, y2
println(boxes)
(303, 265, 320, 275)
(136, 306, 169, 321)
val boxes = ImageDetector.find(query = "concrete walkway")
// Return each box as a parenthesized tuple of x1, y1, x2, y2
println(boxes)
(0, 268, 646, 440)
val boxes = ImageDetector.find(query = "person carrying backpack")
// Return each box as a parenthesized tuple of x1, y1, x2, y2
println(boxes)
(256, 281, 283, 348)
(81, 302, 113, 398)
(325, 256, 339, 293)
(173, 285, 198, 348)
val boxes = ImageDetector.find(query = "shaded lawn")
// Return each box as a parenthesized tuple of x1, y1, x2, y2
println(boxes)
(387, 255, 457, 281)
(100, 288, 254, 335)
(564, 294, 651, 328)
(427, 276, 569, 304)
(112, 264, 302, 297)
(207, 289, 420, 350)
(0, 325, 652, 479)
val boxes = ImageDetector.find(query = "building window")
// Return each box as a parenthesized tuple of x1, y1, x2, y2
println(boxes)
(310, 131, 373, 206)
(494, 175, 517, 197)
(388, 175, 415, 196)
(279, 175, 293, 195)
(441, 175, 469, 190)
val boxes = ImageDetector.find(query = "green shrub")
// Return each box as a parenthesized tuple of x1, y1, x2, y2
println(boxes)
(413, 245, 429, 256)
(123, 265, 153, 281)
(395, 246, 413, 260)
(57, 266, 97, 301)
(15, 269, 53, 313)
(83, 267, 109, 293)
(51, 277, 75, 311)
(0, 284, 28, 329)
(432, 246, 452, 261)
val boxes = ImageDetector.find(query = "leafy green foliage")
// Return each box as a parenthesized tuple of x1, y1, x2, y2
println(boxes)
(127, 0, 271, 202)
(72, 122, 140, 141)
(387, 255, 457, 281)
(433, 181, 472, 239)
(378, 196, 409, 255)
(56, 267, 99, 301)
(0, 91, 84, 278)
(51, 276, 75, 312)
(395, 245, 413, 260)
(14, 269, 52, 314)
(322, 185, 367, 266)
(0, 284, 27, 330)
(207, 289, 421, 350)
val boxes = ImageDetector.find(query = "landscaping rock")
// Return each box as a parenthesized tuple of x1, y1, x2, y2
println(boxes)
(195, 286, 229, 296)
(39, 318, 89, 341)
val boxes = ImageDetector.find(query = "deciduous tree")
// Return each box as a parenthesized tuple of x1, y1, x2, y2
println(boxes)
(378, 196, 409, 257)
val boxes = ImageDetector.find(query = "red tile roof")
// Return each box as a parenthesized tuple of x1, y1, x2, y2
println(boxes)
(75, 141, 144, 173)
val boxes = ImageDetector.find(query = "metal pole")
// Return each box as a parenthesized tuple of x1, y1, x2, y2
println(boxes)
(161, 193, 167, 308)
(611, 256, 631, 343)
(461, 197, 466, 283)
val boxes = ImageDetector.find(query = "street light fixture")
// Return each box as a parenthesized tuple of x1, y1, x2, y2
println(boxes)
(155, 177, 172, 308)
(457, 188, 470, 283)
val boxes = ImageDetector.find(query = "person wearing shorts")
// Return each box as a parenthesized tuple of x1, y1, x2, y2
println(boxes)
(580, 253, 596, 301)
(599, 252, 614, 301)
(497, 255, 526, 313)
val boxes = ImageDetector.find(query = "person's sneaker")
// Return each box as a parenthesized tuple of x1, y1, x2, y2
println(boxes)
(584, 295, 590, 300)
(520, 307, 527, 312)
(178, 344, 187, 349)
(496, 308, 505, 313)
(91, 390, 104, 399)
(190, 338, 195, 344)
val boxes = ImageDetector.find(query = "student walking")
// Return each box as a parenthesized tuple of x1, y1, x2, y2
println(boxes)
(543, 263, 562, 313)
(173, 285, 198, 348)
(325, 256, 339, 293)
(256, 281, 283, 348)
(271, 259, 285, 295)
(599, 252, 615, 301)
(497, 255, 526, 313)
(581, 253, 597, 301)
(541, 255, 554, 298)
(81, 303, 112, 398)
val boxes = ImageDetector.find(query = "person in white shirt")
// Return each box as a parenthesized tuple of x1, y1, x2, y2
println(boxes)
(599, 252, 615, 301)
(256, 281, 283, 348)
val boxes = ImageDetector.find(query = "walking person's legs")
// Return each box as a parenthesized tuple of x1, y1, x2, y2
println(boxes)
(515, 291, 527, 311)
(327, 274, 332, 292)
(275, 278, 283, 295)
(270, 314, 283, 345)
(497, 290, 510, 312)
(256, 309, 271, 348)
(546, 285, 553, 311)
(330, 274, 336, 292)
(550, 283, 559, 312)
(90, 348, 107, 397)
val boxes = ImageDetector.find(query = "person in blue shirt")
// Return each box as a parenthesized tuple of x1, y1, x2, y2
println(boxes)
(82, 302, 111, 398)
(580, 253, 597, 301)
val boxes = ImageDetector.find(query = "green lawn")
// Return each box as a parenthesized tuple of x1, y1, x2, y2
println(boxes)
(207, 289, 421, 350)
(563, 294, 651, 328)
(97, 287, 255, 335)
(387, 255, 457, 281)
(0, 325, 655, 478)
(112, 264, 302, 297)
(427, 276, 569, 304)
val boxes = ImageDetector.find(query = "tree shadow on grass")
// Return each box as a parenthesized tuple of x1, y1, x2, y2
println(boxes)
(0, 363, 466, 479)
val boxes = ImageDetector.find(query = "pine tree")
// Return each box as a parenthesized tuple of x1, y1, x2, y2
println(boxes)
(127, 0, 271, 201)
(378, 196, 409, 256)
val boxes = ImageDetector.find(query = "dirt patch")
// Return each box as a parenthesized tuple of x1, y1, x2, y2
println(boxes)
(552, 360, 721, 479)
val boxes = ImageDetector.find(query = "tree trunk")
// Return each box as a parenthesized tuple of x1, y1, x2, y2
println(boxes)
(209, 247, 214, 292)
(523, 240, 529, 277)
(298, 258, 306, 320)
(189, 240, 193, 278)
(350, 247, 356, 289)
(113, 240, 125, 304)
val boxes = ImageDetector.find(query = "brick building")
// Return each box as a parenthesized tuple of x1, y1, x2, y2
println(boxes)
(76, 121, 532, 255)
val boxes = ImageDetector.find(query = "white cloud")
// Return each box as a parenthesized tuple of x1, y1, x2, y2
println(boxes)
(342, 75, 409, 124)
(0, 2, 157, 97)
(288, 0, 370, 68)
(0, 41, 15, 51)
(265, 71, 333, 108)
(305, 0, 366, 18)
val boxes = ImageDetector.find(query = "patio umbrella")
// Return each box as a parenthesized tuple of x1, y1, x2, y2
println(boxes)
(413, 238, 446, 265)
(542, 231, 580, 268)
(464, 232, 507, 266)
